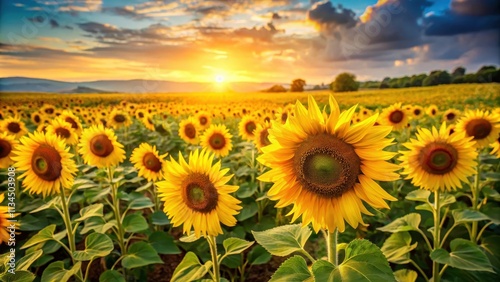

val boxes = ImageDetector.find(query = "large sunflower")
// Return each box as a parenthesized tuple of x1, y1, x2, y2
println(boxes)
(379, 103, 409, 131)
(156, 149, 241, 238)
(399, 123, 477, 191)
(179, 117, 200, 144)
(238, 115, 258, 141)
(78, 124, 125, 168)
(59, 110, 83, 136)
(12, 131, 77, 197)
(201, 124, 233, 158)
(258, 95, 399, 233)
(0, 133, 17, 169)
(130, 143, 168, 182)
(46, 118, 79, 145)
(455, 110, 500, 149)
(0, 117, 28, 139)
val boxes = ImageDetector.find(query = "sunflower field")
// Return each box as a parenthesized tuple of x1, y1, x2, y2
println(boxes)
(0, 83, 499, 282)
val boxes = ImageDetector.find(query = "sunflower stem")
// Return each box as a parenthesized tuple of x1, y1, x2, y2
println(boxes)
(471, 156, 481, 242)
(152, 181, 161, 231)
(59, 185, 83, 281)
(327, 228, 338, 266)
(432, 190, 441, 282)
(208, 235, 220, 282)
(108, 166, 127, 257)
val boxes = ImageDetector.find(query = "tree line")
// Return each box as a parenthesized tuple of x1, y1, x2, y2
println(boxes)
(264, 65, 499, 93)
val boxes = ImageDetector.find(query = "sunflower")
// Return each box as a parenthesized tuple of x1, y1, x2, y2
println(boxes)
(78, 124, 125, 168)
(399, 123, 477, 191)
(238, 115, 258, 141)
(490, 134, 500, 158)
(179, 117, 200, 144)
(130, 143, 168, 182)
(1, 193, 19, 244)
(0, 133, 17, 168)
(59, 110, 83, 136)
(411, 105, 424, 119)
(141, 115, 156, 131)
(12, 131, 77, 197)
(0, 117, 28, 139)
(46, 118, 79, 145)
(135, 109, 147, 120)
(379, 103, 409, 131)
(31, 111, 43, 125)
(455, 110, 500, 148)
(442, 109, 461, 123)
(40, 104, 56, 116)
(426, 104, 439, 117)
(108, 108, 132, 129)
(253, 122, 272, 152)
(258, 95, 399, 233)
(196, 111, 211, 130)
(201, 124, 233, 158)
(156, 149, 241, 238)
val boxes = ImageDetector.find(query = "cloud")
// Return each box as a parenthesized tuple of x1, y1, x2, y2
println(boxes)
(424, 0, 500, 36)
(27, 15, 73, 29)
(307, 1, 356, 28)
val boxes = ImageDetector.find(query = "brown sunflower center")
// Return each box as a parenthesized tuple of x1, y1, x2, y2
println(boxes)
(245, 121, 256, 135)
(208, 133, 226, 150)
(281, 112, 288, 123)
(65, 117, 78, 130)
(0, 139, 12, 158)
(465, 119, 492, 140)
(184, 124, 196, 139)
(90, 134, 114, 157)
(419, 143, 458, 175)
(199, 116, 208, 125)
(446, 113, 456, 121)
(389, 110, 404, 123)
(259, 129, 271, 147)
(114, 114, 126, 123)
(431, 109, 436, 115)
(142, 152, 162, 172)
(45, 108, 54, 114)
(34, 115, 41, 123)
(55, 127, 71, 139)
(7, 122, 21, 133)
(181, 173, 218, 213)
(294, 134, 360, 198)
(414, 109, 421, 116)
(31, 145, 62, 181)
(138, 112, 144, 118)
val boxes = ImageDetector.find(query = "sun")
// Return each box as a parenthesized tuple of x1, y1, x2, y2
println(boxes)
(215, 74, 225, 83)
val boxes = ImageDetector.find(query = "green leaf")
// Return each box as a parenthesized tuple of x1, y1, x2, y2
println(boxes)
(480, 235, 500, 274)
(405, 190, 430, 202)
(481, 206, 500, 225)
(41, 261, 82, 282)
(452, 209, 490, 224)
(122, 213, 148, 233)
(312, 239, 396, 282)
(394, 269, 418, 282)
(73, 233, 114, 261)
(179, 232, 201, 243)
(430, 238, 494, 272)
(0, 270, 36, 282)
(483, 172, 500, 182)
(377, 213, 421, 233)
(99, 270, 125, 282)
(171, 252, 212, 282)
(149, 231, 181, 255)
(81, 217, 105, 234)
(439, 193, 456, 208)
(151, 211, 170, 226)
(236, 201, 258, 221)
(16, 250, 43, 271)
(381, 232, 418, 264)
(75, 204, 103, 222)
(223, 238, 254, 257)
(270, 256, 312, 282)
(30, 198, 61, 214)
(127, 196, 154, 210)
(21, 225, 60, 249)
(122, 242, 163, 269)
(236, 182, 258, 198)
(135, 181, 153, 192)
(248, 245, 272, 265)
(252, 224, 311, 257)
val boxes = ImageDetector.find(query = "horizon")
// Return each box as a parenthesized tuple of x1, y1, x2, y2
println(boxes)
(1, 0, 499, 85)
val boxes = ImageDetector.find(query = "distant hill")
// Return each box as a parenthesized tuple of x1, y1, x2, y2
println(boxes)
(0, 77, 279, 93)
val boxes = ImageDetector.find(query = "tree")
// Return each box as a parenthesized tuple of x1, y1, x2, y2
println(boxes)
(452, 66, 466, 77)
(265, 85, 287, 92)
(290, 79, 306, 92)
(332, 72, 358, 92)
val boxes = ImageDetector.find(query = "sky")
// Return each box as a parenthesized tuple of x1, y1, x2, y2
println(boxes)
(0, 0, 499, 84)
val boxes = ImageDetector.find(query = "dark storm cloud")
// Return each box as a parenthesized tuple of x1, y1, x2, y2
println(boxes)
(28, 15, 73, 29)
(424, 0, 500, 36)
(233, 22, 282, 42)
(307, 1, 356, 27)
